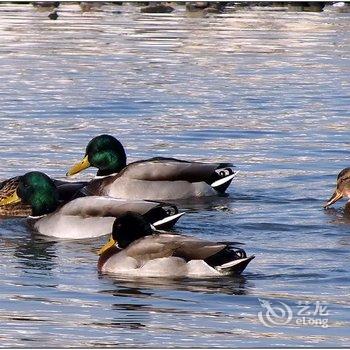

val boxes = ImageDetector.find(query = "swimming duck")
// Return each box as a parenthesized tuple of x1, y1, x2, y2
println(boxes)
(324, 167, 350, 208)
(0, 176, 31, 217)
(66, 134, 237, 201)
(0, 176, 88, 217)
(98, 212, 254, 277)
(0, 172, 183, 239)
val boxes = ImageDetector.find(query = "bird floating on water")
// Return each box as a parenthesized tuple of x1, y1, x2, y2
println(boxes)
(324, 168, 350, 209)
(66, 134, 237, 201)
(0, 172, 183, 239)
(98, 212, 254, 277)
(0, 175, 87, 217)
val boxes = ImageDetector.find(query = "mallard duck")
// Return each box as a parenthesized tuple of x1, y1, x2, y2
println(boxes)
(0, 176, 31, 217)
(0, 176, 88, 217)
(324, 168, 350, 208)
(0, 172, 183, 239)
(66, 134, 237, 201)
(98, 212, 254, 277)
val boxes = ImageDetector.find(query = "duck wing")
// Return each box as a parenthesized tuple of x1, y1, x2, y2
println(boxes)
(59, 196, 170, 218)
(35, 197, 178, 239)
(171, 234, 254, 275)
(118, 233, 253, 276)
(125, 233, 226, 262)
(83, 158, 236, 200)
(122, 157, 235, 186)
(54, 180, 89, 201)
(58, 196, 182, 228)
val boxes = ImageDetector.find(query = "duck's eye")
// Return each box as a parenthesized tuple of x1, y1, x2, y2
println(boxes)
(340, 176, 350, 184)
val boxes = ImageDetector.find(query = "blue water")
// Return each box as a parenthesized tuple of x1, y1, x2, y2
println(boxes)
(0, 2, 349, 347)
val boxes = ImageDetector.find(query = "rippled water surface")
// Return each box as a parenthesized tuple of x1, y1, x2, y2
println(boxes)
(0, 2, 349, 347)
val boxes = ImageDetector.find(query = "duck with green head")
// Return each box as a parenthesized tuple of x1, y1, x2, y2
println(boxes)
(66, 134, 237, 201)
(98, 212, 254, 277)
(68, 135, 126, 177)
(0, 174, 88, 217)
(0, 171, 183, 239)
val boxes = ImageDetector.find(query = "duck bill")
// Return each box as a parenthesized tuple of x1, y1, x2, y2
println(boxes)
(324, 189, 343, 208)
(66, 155, 90, 176)
(98, 235, 116, 255)
(0, 190, 21, 206)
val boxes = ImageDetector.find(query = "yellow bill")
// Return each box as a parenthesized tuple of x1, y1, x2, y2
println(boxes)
(66, 155, 90, 176)
(324, 189, 343, 208)
(0, 190, 21, 206)
(98, 235, 116, 255)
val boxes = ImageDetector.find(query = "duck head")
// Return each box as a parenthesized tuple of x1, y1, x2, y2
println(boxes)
(0, 171, 59, 217)
(0, 176, 21, 202)
(324, 168, 350, 208)
(98, 212, 153, 255)
(66, 134, 127, 177)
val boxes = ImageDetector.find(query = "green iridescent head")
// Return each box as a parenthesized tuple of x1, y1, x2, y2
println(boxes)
(98, 212, 153, 255)
(0, 172, 59, 216)
(66, 135, 127, 177)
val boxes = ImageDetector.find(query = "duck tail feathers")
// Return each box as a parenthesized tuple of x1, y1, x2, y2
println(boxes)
(152, 212, 185, 229)
(210, 165, 238, 193)
(143, 203, 182, 230)
(205, 246, 253, 275)
(215, 256, 255, 275)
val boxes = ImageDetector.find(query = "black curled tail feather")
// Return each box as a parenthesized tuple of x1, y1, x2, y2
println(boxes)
(204, 247, 247, 267)
(205, 247, 253, 275)
(209, 163, 236, 194)
(142, 203, 179, 230)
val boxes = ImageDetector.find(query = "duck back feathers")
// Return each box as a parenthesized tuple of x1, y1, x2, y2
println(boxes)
(32, 197, 182, 239)
(84, 158, 237, 201)
(100, 232, 253, 277)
